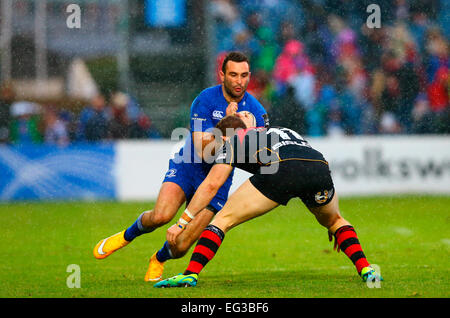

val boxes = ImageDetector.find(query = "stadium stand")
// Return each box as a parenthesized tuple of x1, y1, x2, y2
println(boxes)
(0, 0, 448, 144)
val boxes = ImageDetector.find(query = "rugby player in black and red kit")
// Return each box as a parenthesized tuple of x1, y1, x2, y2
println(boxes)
(155, 113, 383, 287)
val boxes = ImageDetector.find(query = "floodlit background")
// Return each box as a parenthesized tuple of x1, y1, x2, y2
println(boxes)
(1, 0, 449, 141)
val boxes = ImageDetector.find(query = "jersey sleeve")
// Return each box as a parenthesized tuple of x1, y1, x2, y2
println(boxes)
(190, 95, 214, 132)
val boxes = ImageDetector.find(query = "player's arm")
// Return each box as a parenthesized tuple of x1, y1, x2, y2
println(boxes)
(166, 164, 233, 245)
(191, 102, 237, 160)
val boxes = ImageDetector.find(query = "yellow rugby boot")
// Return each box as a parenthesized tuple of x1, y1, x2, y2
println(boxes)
(93, 230, 130, 259)
(144, 252, 165, 282)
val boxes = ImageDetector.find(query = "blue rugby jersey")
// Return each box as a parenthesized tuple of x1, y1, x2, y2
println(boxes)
(174, 84, 268, 174)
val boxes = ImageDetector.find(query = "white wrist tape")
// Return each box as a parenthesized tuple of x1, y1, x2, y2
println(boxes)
(184, 209, 195, 220)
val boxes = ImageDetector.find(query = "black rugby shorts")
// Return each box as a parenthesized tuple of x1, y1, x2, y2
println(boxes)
(249, 160, 335, 207)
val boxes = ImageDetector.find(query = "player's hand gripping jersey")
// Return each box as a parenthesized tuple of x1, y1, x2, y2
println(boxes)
(215, 126, 335, 207)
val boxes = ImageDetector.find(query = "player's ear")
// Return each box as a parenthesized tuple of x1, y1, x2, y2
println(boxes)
(219, 70, 225, 82)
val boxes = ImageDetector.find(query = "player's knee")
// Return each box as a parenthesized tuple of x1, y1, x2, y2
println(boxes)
(324, 213, 341, 228)
(213, 213, 235, 233)
(148, 210, 172, 227)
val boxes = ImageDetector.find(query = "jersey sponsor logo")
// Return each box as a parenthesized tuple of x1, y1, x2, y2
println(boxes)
(212, 110, 224, 120)
(165, 169, 177, 178)
(192, 112, 206, 121)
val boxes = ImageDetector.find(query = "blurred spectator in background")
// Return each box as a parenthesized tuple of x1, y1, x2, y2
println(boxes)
(43, 106, 69, 146)
(232, 28, 260, 61)
(210, 0, 246, 53)
(409, 8, 430, 54)
(109, 92, 130, 139)
(380, 71, 403, 131)
(425, 27, 449, 133)
(273, 39, 312, 95)
(411, 93, 435, 133)
(0, 82, 15, 143)
(59, 110, 77, 142)
(107, 91, 159, 140)
(3, 0, 445, 141)
(208, 0, 449, 136)
(240, 0, 305, 37)
(438, 0, 450, 39)
(270, 84, 305, 134)
(77, 94, 110, 142)
(9, 101, 43, 145)
(302, 19, 329, 66)
(359, 25, 387, 72)
(278, 21, 296, 47)
(289, 64, 316, 112)
(335, 71, 363, 135)
(253, 26, 278, 73)
(130, 112, 160, 139)
(379, 111, 403, 134)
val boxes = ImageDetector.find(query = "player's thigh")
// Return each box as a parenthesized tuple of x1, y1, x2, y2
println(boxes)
(144, 182, 186, 226)
(212, 179, 279, 233)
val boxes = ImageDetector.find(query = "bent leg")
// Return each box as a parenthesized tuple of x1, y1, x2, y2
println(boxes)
(307, 192, 372, 276)
(125, 182, 186, 243)
(141, 182, 186, 228)
(94, 182, 186, 259)
(182, 180, 279, 276)
(307, 192, 350, 234)
(146, 202, 214, 282)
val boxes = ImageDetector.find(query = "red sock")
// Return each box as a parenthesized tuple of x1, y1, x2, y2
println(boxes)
(184, 225, 225, 275)
(334, 225, 370, 274)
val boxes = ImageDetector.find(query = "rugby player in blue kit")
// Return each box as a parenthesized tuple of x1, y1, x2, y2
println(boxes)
(93, 52, 269, 282)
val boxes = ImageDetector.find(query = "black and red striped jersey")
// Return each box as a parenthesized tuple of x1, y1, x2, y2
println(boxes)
(214, 126, 328, 175)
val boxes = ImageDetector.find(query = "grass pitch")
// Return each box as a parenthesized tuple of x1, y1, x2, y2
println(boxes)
(0, 196, 449, 298)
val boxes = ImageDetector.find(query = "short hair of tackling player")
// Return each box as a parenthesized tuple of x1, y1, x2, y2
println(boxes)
(215, 115, 247, 138)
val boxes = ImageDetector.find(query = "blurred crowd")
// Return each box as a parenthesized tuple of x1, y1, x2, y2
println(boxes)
(212, 0, 449, 136)
(0, 0, 448, 145)
(0, 83, 160, 146)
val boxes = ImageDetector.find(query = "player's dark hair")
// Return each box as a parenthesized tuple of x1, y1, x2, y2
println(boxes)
(221, 51, 250, 74)
(216, 115, 247, 137)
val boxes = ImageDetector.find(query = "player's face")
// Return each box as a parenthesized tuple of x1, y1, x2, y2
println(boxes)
(221, 61, 250, 100)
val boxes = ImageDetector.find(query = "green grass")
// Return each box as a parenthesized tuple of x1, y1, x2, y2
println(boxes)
(0, 196, 449, 298)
